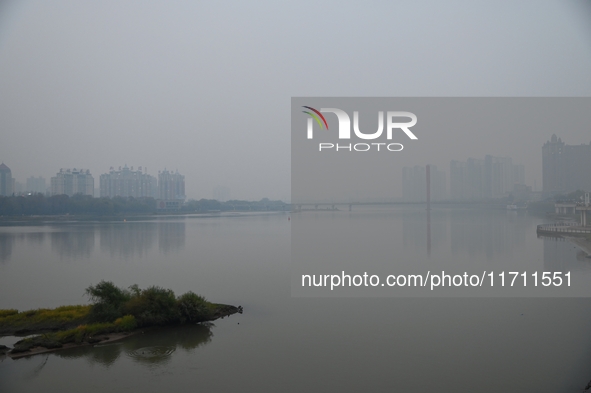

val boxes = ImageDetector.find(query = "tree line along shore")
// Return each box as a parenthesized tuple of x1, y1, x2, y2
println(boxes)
(0, 193, 288, 217)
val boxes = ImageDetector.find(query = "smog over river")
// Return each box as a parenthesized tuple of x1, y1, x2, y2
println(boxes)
(2, 2, 591, 392)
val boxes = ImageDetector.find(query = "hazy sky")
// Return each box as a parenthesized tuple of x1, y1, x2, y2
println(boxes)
(1, 1, 590, 200)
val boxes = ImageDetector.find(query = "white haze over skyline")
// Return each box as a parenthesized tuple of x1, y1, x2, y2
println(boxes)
(1, 1, 591, 201)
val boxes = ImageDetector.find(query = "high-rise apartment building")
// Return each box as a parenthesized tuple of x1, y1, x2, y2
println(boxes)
(0, 163, 13, 196)
(158, 170, 185, 201)
(99, 166, 157, 198)
(50, 168, 94, 196)
(449, 156, 525, 200)
(542, 135, 591, 195)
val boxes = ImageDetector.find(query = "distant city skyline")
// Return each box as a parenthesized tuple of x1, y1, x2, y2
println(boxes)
(401, 156, 527, 202)
(2, 2, 591, 202)
(6, 130, 591, 203)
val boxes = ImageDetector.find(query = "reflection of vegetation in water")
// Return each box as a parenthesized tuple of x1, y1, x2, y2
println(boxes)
(54, 323, 214, 368)
(23, 354, 49, 380)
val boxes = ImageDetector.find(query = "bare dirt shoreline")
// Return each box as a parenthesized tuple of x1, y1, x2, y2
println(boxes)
(6, 331, 138, 359)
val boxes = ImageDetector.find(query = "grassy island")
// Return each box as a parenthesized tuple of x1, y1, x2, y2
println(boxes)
(0, 281, 242, 357)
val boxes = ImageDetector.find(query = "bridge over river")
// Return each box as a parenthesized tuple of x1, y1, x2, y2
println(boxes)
(292, 201, 428, 212)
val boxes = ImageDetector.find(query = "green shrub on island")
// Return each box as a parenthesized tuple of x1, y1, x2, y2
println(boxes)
(85, 281, 214, 326)
(2, 281, 241, 355)
(1, 283, 218, 336)
(85, 281, 132, 323)
(178, 292, 213, 322)
(123, 286, 179, 326)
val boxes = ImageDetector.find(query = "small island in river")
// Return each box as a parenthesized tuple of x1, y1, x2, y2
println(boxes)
(0, 281, 242, 358)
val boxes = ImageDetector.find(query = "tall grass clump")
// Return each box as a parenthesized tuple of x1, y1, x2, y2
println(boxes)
(0, 305, 91, 334)
(114, 315, 137, 331)
(0, 309, 18, 318)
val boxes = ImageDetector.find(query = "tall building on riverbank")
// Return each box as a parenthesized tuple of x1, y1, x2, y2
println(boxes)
(0, 163, 13, 196)
(158, 169, 185, 201)
(449, 155, 525, 200)
(50, 168, 94, 196)
(99, 165, 157, 198)
(542, 135, 591, 195)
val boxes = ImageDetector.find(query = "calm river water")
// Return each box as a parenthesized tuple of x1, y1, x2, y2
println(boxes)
(1, 207, 591, 392)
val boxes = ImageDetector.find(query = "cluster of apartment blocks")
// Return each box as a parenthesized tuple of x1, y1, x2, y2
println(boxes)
(0, 163, 185, 203)
(403, 135, 591, 202)
(49, 166, 185, 200)
(403, 156, 527, 202)
(449, 156, 525, 200)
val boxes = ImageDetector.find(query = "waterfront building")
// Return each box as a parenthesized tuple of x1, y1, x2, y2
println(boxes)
(99, 165, 157, 198)
(158, 169, 185, 201)
(50, 168, 94, 196)
(542, 134, 591, 195)
(449, 155, 525, 200)
(0, 163, 13, 196)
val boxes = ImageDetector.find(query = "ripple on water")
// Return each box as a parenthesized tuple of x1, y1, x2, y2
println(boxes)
(126, 346, 176, 363)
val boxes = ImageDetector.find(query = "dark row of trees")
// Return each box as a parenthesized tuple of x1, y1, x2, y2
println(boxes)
(182, 198, 289, 212)
(0, 194, 156, 216)
(0, 194, 289, 216)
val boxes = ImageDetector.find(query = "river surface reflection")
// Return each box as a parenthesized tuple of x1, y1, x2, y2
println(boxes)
(57, 323, 213, 367)
(1, 208, 591, 392)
